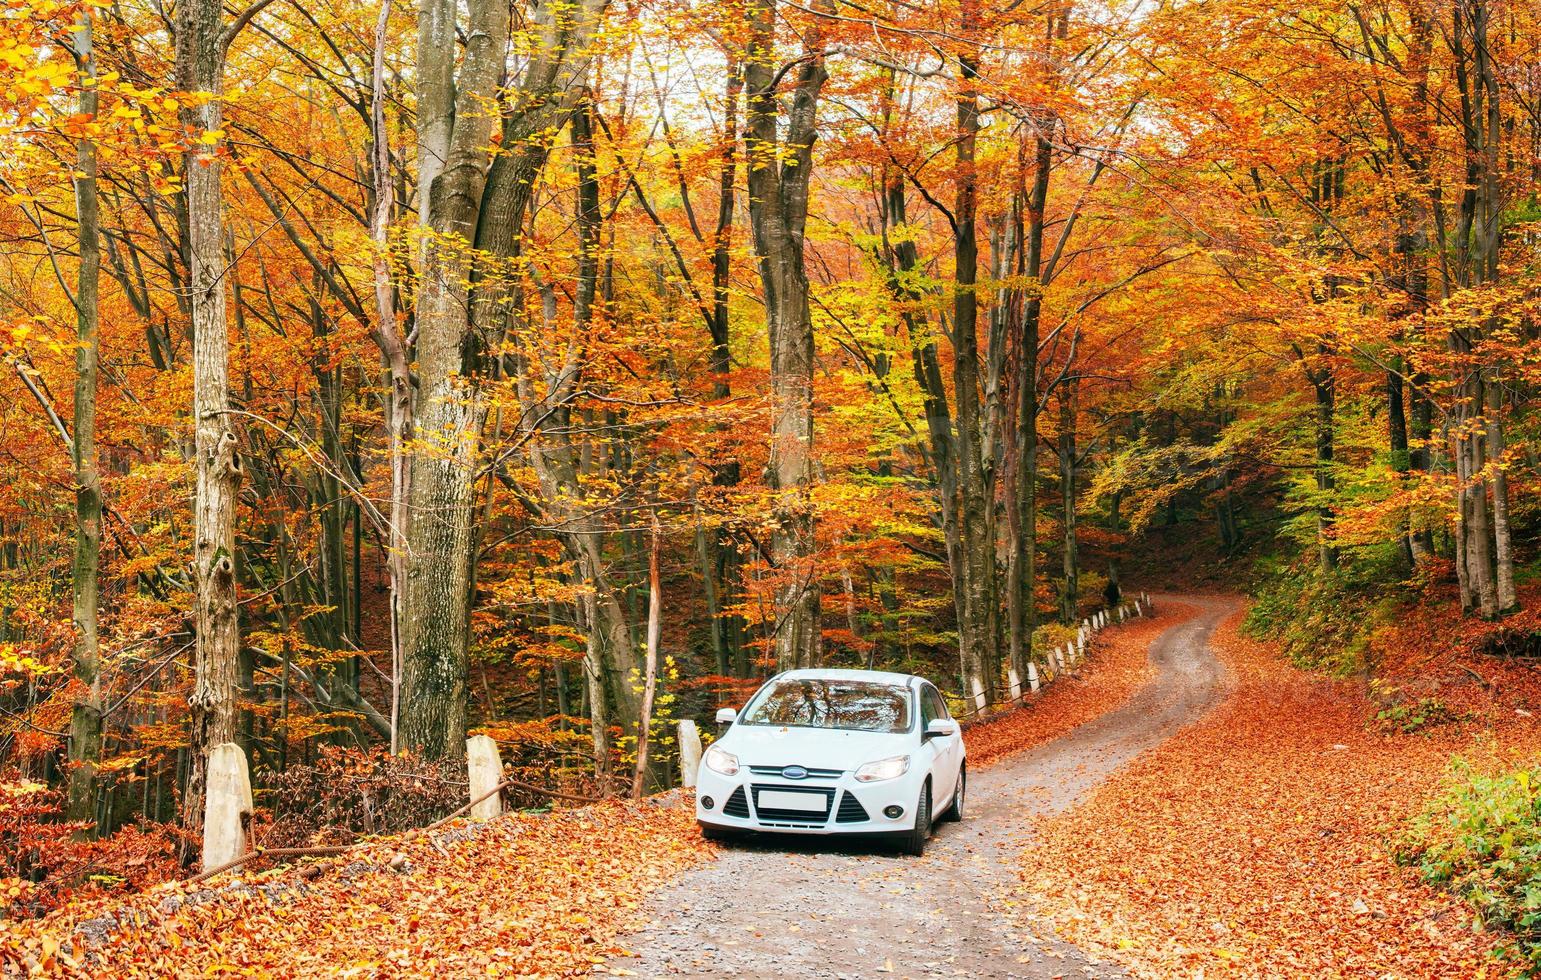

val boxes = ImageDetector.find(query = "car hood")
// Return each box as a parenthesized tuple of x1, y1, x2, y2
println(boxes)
(716, 723, 914, 772)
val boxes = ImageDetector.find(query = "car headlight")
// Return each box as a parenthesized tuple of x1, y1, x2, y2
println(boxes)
(704, 745, 739, 776)
(854, 754, 910, 783)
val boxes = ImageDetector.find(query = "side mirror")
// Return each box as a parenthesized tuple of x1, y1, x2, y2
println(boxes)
(924, 719, 960, 740)
(715, 707, 738, 726)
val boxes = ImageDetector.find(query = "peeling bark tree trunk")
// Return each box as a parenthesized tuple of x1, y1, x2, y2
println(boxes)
(66, 4, 103, 830)
(745, 0, 827, 670)
(367, 0, 410, 754)
(177, 0, 244, 835)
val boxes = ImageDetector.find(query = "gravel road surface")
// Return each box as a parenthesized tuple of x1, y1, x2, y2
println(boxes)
(603, 596, 1233, 980)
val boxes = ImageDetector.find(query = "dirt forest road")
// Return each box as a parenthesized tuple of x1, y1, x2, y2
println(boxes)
(602, 597, 1236, 980)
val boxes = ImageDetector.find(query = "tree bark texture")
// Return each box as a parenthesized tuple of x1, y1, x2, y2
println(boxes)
(67, 4, 104, 829)
(177, 0, 243, 834)
(745, 0, 827, 670)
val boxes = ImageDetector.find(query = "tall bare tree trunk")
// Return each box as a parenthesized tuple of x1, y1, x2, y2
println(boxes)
(1471, 0, 1515, 613)
(703, 60, 745, 676)
(398, 0, 509, 760)
(177, 0, 244, 835)
(744, 0, 827, 670)
(951, 7, 997, 708)
(66, 4, 103, 829)
(632, 519, 663, 798)
(400, 0, 609, 760)
(1006, 132, 1051, 694)
(1487, 374, 1516, 612)
(1308, 360, 1338, 573)
(1058, 380, 1079, 623)
(367, 0, 410, 754)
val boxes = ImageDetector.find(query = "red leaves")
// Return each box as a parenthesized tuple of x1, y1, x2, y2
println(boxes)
(1015, 609, 1514, 978)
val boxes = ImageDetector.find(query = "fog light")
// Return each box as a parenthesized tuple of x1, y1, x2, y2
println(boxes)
(700, 795, 715, 810)
(883, 804, 904, 819)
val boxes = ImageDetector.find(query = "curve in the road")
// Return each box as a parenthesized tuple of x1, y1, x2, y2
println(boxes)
(603, 595, 1235, 980)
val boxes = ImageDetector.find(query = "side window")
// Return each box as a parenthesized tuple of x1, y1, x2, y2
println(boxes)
(926, 687, 950, 722)
(919, 687, 938, 727)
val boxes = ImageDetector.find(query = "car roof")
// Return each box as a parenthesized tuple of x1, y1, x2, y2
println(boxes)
(772, 667, 928, 688)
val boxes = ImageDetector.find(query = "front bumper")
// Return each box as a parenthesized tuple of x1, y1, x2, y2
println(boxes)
(695, 765, 919, 835)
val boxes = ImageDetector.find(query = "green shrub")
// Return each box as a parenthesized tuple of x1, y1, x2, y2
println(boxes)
(1032, 622, 1079, 662)
(1375, 696, 1460, 734)
(1243, 554, 1403, 674)
(1397, 758, 1541, 974)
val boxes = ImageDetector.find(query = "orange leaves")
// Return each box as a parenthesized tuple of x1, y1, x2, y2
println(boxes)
(3, 799, 711, 978)
(1015, 608, 1512, 978)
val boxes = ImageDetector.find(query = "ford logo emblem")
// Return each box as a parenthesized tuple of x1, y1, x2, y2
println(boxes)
(781, 766, 808, 780)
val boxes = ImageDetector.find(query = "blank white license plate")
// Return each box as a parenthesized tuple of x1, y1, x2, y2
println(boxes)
(758, 790, 825, 812)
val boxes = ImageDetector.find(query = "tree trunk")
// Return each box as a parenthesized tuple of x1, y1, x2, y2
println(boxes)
(177, 0, 244, 837)
(1058, 381, 1078, 623)
(368, 0, 410, 754)
(745, 0, 826, 670)
(1487, 371, 1516, 612)
(66, 4, 103, 830)
(1007, 132, 1051, 696)
(1307, 359, 1338, 573)
(950, 17, 997, 708)
(631, 519, 663, 798)
(398, 0, 511, 761)
(1387, 362, 1414, 569)
(703, 60, 746, 675)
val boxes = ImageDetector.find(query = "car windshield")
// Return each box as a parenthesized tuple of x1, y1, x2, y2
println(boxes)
(739, 678, 912, 733)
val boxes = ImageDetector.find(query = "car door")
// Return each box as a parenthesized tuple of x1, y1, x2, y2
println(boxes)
(921, 684, 961, 799)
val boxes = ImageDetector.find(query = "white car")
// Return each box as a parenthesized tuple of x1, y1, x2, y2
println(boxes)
(694, 668, 966, 856)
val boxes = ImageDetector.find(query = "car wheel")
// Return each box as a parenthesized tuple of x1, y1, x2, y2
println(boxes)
(699, 824, 741, 844)
(901, 783, 931, 857)
(941, 766, 965, 822)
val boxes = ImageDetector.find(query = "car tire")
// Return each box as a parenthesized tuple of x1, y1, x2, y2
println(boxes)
(901, 783, 931, 857)
(941, 766, 965, 822)
(699, 824, 741, 844)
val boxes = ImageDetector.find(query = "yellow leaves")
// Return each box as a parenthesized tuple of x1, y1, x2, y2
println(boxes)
(0, 643, 55, 679)
(195, 128, 224, 146)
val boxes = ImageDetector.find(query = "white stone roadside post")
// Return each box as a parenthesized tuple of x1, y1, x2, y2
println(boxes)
(1028, 661, 1041, 693)
(202, 742, 253, 873)
(466, 734, 504, 821)
(678, 720, 703, 789)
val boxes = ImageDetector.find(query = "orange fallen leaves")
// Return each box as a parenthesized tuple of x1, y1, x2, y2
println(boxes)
(1, 799, 711, 978)
(1016, 607, 1531, 978)
(964, 604, 1197, 769)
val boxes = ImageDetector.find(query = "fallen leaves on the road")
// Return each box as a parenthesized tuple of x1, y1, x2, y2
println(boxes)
(964, 603, 1196, 769)
(0, 797, 710, 978)
(1016, 608, 1531, 978)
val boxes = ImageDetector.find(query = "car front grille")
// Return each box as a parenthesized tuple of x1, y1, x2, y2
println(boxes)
(747, 765, 844, 779)
(723, 786, 751, 818)
(835, 791, 869, 823)
(750, 784, 834, 825)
